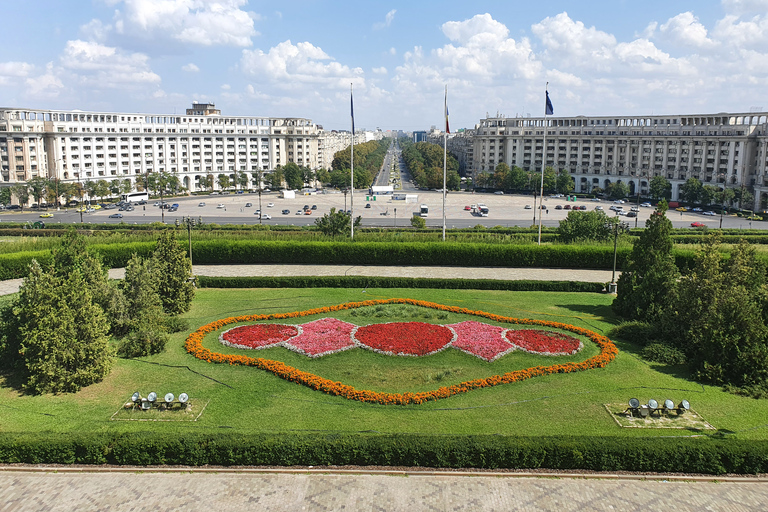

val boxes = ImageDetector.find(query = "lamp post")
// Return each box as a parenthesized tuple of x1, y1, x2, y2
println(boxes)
(394, 207, 397, 227)
(605, 219, 629, 293)
(180, 216, 200, 265)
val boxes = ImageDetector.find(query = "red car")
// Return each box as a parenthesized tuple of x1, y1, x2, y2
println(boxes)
(691, 221, 706, 228)
(464, 205, 471, 210)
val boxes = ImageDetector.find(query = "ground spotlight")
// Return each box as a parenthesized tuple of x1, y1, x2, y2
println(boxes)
(131, 392, 141, 403)
(164, 393, 175, 404)
(178, 393, 189, 404)
(147, 392, 157, 403)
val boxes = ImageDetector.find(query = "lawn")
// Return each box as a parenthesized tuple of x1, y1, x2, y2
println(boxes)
(2, 287, 768, 441)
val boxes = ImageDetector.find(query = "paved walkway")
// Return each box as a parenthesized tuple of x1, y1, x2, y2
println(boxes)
(0, 468, 766, 511)
(0, 265, 613, 296)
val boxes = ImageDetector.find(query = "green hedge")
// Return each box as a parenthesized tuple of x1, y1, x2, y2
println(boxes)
(197, 275, 605, 292)
(0, 432, 766, 474)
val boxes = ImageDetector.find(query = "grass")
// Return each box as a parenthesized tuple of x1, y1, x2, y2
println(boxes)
(2, 287, 768, 441)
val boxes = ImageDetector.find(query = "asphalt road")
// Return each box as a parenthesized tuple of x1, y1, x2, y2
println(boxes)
(2, 190, 759, 230)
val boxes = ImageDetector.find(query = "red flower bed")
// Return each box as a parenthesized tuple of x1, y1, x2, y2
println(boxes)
(447, 321, 514, 361)
(505, 329, 582, 355)
(285, 318, 356, 357)
(220, 324, 298, 349)
(354, 322, 455, 356)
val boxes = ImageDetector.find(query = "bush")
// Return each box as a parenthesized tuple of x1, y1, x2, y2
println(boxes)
(641, 343, 687, 365)
(164, 315, 190, 333)
(605, 321, 658, 347)
(118, 327, 168, 358)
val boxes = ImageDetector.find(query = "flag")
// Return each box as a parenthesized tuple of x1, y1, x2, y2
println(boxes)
(350, 90, 355, 134)
(444, 87, 450, 134)
(545, 90, 554, 116)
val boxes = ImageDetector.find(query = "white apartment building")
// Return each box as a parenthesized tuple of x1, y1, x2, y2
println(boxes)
(0, 102, 322, 195)
(469, 112, 768, 210)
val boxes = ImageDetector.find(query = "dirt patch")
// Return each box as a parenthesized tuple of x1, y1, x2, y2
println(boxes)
(604, 403, 715, 430)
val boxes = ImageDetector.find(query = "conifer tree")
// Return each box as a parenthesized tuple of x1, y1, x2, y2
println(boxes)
(152, 231, 195, 315)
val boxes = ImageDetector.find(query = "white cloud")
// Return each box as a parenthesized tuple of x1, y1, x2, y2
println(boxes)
(109, 0, 258, 47)
(60, 40, 161, 87)
(714, 13, 768, 48)
(0, 61, 35, 79)
(221, 83, 230, 90)
(24, 63, 65, 99)
(442, 13, 509, 47)
(389, 47, 396, 56)
(372, 66, 387, 74)
(532, 13, 616, 63)
(79, 18, 112, 42)
(182, 63, 200, 72)
(722, 0, 768, 15)
(658, 12, 717, 48)
(373, 9, 396, 30)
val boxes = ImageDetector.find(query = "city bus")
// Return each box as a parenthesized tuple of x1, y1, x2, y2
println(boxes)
(121, 192, 149, 203)
(420, 204, 429, 217)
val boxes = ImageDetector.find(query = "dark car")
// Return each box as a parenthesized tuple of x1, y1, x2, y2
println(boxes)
(365, 203, 371, 208)
(282, 209, 290, 215)
(109, 213, 123, 219)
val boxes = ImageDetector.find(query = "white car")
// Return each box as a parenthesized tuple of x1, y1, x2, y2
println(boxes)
(216, 204, 225, 209)
(702, 211, 716, 216)
(260, 213, 271, 220)
(640, 202, 652, 207)
(595, 205, 603, 210)
(267, 202, 275, 208)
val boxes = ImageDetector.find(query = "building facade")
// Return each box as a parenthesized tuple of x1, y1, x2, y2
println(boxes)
(468, 112, 768, 210)
(0, 103, 322, 195)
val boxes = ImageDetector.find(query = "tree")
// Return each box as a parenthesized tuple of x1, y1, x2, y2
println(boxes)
(556, 169, 575, 195)
(94, 179, 110, 203)
(605, 181, 630, 200)
(152, 231, 195, 315)
(119, 254, 168, 357)
(314, 207, 360, 236)
(717, 187, 736, 212)
(267, 167, 284, 190)
(110, 179, 122, 197)
(506, 166, 528, 191)
(10, 183, 29, 210)
(649, 175, 672, 201)
(14, 261, 114, 394)
(301, 166, 315, 188)
(679, 177, 703, 204)
(282, 162, 303, 190)
(84, 180, 97, 201)
(27, 176, 49, 206)
(493, 163, 510, 190)
(701, 185, 719, 207)
(120, 179, 133, 195)
(613, 200, 680, 322)
(236, 170, 249, 191)
(134, 175, 147, 192)
(217, 173, 230, 191)
(315, 168, 330, 184)
(447, 170, 461, 191)
(411, 215, 426, 229)
(0, 187, 12, 206)
(557, 210, 614, 243)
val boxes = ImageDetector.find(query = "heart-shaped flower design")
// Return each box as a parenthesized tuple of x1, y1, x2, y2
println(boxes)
(185, 298, 618, 405)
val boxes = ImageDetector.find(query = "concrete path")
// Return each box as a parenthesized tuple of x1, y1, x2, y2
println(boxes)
(0, 468, 766, 511)
(0, 265, 613, 296)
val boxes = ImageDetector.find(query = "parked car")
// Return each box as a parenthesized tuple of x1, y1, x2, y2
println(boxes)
(168, 206, 178, 212)
(595, 205, 604, 210)
(692, 207, 703, 212)
(675, 207, 688, 212)
(640, 202, 652, 207)
(109, 213, 123, 219)
(311, 205, 317, 210)
(702, 211, 716, 216)
(564, 204, 571, 210)
(245, 203, 253, 207)
(555, 205, 563, 210)
(524, 205, 532, 209)
(626, 211, 637, 217)
(630, 206, 640, 212)
(614, 199, 625, 204)
(295, 210, 304, 215)
(464, 205, 471, 210)
(591, 197, 601, 202)
(365, 203, 371, 208)
(304, 209, 312, 215)
(494, 191, 504, 195)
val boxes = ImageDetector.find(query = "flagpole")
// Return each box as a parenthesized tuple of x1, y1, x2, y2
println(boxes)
(350, 83, 354, 240)
(443, 85, 448, 242)
(538, 83, 550, 246)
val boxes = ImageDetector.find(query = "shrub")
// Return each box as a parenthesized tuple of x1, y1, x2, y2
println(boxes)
(641, 343, 687, 365)
(164, 315, 190, 333)
(605, 321, 658, 347)
(118, 327, 168, 358)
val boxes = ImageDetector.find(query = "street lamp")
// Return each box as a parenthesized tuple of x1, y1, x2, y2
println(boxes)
(179, 216, 201, 266)
(605, 219, 630, 293)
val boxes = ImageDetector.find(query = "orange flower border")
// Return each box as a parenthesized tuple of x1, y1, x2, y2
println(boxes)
(184, 298, 618, 405)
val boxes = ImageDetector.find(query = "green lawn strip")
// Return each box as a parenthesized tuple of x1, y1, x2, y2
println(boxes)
(1, 288, 768, 442)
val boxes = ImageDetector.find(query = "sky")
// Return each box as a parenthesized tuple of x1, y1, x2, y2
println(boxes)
(1, 0, 767, 132)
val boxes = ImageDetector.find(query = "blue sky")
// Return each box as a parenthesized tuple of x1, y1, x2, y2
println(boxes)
(1, 1, 767, 131)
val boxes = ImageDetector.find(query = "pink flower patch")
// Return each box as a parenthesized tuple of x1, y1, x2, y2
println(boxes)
(506, 329, 582, 355)
(447, 321, 515, 362)
(284, 318, 357, 357)
(220, 324, 298, 350)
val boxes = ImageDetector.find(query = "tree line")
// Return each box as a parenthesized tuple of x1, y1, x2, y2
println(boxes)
(398, 138, 460, 190)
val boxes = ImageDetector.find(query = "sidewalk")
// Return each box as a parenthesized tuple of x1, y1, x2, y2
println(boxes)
(0, 265, 614, 296)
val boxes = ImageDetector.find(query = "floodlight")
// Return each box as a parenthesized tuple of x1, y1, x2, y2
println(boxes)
(178, 393, 189, 404)
(679, 399, 690, 410)
(147, 392, 157, 403)
(628, 398, 640, 409)
(131, 392, 141, 403)
(648, 399, 658, 409)
(140, 400, 151, 410)
(164, 393, 175, 404)
(664, 399, 674, 410)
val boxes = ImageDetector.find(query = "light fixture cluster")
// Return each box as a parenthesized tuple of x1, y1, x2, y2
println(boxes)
(130, 391, 189, 410)
(625, 398, 689, 418)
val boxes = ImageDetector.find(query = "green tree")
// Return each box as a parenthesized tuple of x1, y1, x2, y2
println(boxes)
(506, 166, 528, 191)
(283, 162, 303, 190)
(110, 179, 122, 197)
(557, 210, 614, 243)
(267, 167, 284, 190)
(27, 176, 49, 206)
(301, 166, 315, 188)
(152, 231, 195, 315)
(119, 254, 168, 357)
(680, 177, 703, 204)
(701, 185, 719, 206)
(217, 173, 230, 191)
(605, 181, 630, 200)
(717, 187, 736, 212)
(236, 170, 249, 191)
(314, 207, 360, 236)
(613, 200, 679, 322)
(120, 179, 133, 196)
(556, 169, 575, 194)
(447, 170, 461, 191)
(315, 168, 330, 184)
(94, 179, 110, 203)
(14, 261, 113, 394)
(0, 187, 12, 206)
(493, 163, 510, 190)
(10, 183, 29, 210)
(411, 214, 426, 229)
(649, 175, 672, 201)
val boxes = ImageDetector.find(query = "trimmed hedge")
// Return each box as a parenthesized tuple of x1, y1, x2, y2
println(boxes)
(196, 275, 605, 292)
(0, 432, 766, 474)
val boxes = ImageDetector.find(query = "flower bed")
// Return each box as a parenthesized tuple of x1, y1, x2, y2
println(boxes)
(506, 329, 582, 355)
(186, 298, 619, 406)
(284, 318, 356, 357)
(353, 322, 455, 356)
(447, 321, 514, 362)
(220, 324, 298, 350)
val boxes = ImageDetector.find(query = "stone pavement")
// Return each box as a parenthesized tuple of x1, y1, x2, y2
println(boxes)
(0, 468, 766, 511)
(0, 265, 613, 296)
